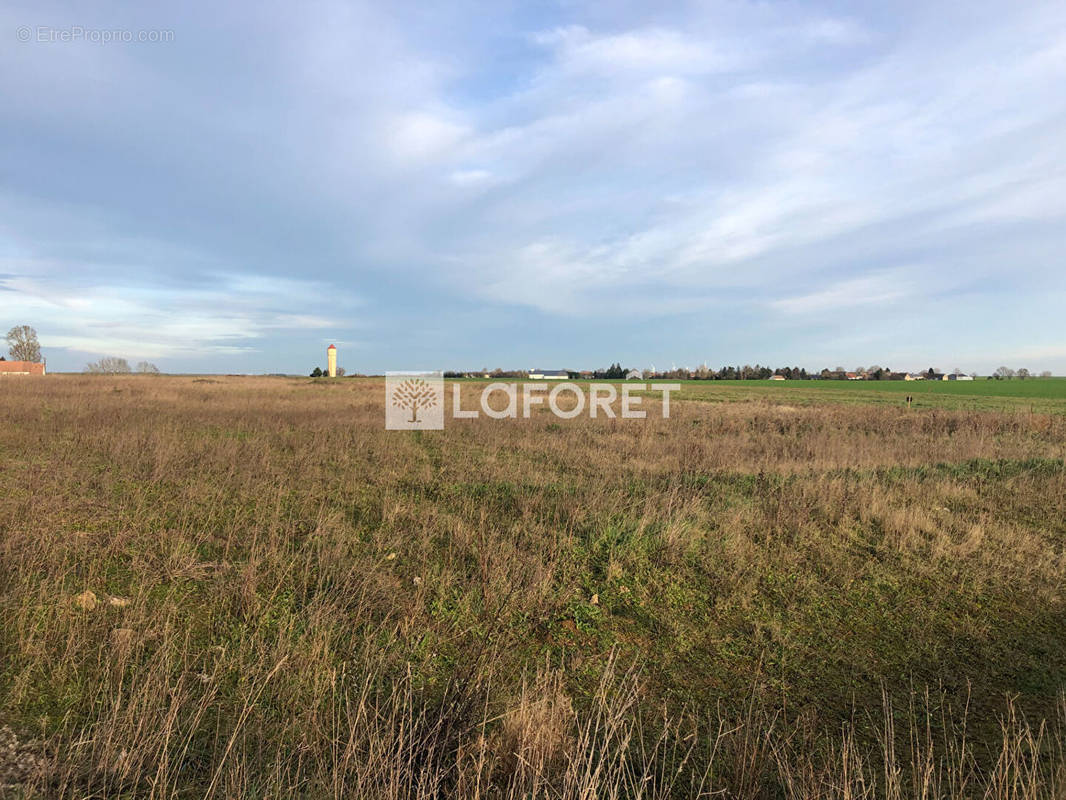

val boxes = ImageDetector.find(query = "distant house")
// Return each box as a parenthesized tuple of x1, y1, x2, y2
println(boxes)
(528, 369, 568, 380)
(904, 373, 925, 381)
(769, 374, 786, 381)
(0, 360, 45, 376)
(945, 374, 974, 381)
(625, 369, 642, 380)
(846, 372, 862, 380)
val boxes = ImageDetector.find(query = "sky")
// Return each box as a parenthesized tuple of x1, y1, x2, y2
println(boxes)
(2, 0, 1065, 375)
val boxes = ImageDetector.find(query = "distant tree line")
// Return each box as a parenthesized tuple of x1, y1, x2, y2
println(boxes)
(593, 363, 627, 379)
(309, 366, 346, 377)
(992, 366, 1050, 380)
(444, 368, 534, 379)
(7, 320, 1055, 380)
(84, 358, 160, 374)
(440, 362, 1058, 380)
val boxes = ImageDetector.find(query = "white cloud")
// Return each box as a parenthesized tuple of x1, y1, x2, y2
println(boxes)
(799, 18, 872, 46)
(418, 4, 1066, 324)
(449, 168, 495, 187)
(384, 111, 469, 163)
(532, 25, 741, 77)
(0, 271, 346, 360)
(771, 275, 910, 314)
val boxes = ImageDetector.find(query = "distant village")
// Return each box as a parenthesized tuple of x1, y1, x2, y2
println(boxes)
(437, 364, 1049, 381)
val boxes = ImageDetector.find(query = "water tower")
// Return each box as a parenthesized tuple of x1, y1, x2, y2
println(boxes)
(327, 344, 337, 377)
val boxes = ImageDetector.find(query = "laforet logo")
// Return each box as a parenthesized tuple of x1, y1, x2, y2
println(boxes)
(384, 370, 680, 430)
(392, 378, 439, 423)
(385, 372, 444, 430)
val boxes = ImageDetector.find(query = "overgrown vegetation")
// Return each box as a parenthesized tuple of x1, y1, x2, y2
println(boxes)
(1, 376, 1064, 798)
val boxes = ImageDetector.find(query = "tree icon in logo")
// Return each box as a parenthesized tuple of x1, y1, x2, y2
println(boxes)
(391, 377, 439, 423)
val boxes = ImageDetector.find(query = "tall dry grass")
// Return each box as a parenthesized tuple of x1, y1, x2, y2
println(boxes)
(0, 375, 1064, 798)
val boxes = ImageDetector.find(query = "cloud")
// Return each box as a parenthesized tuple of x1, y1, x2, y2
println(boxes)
(0, 271, 349, 360)
(384, 111, 469, 163)
(423, 3, 1066, 330)
(799, 18, 872, 46)
(771, 274, 910, 314)
(448, 168, 495, 187)
(1, 0, 1065, 372)
(531, 25, 742, 77)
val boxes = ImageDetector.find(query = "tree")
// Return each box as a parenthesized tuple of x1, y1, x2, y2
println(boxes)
(136, 361, 160, 374)
(593, 362, 626, 380)
(310, 367, 323, 377)
(6, 325, 42, 362)
(391, 378, 438, 423)
(336, 366, 346, 377)
(994, 366, 1015, 380)
(1040, 370, 1053, 378)
(1016, 368, 1030, 380)
(84, 357, 132, 374)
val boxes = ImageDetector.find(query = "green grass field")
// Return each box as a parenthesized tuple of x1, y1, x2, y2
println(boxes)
(669, 377, 1066, 413)
(451, 376, 1066, 413)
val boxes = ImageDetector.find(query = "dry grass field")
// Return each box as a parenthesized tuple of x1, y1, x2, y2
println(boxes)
(1, 375, 1065, 798)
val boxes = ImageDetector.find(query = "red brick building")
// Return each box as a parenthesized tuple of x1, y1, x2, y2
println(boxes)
(0, 361, 46, 376)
